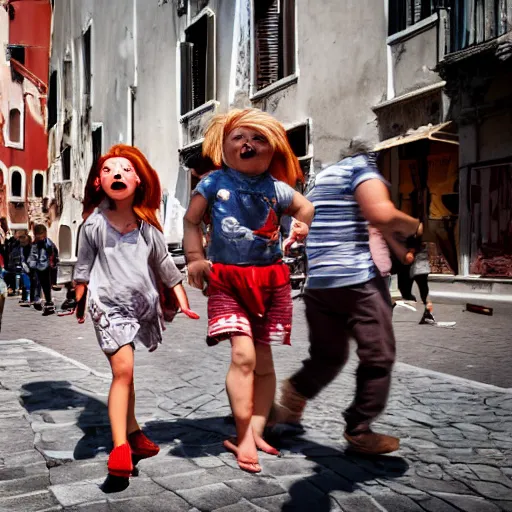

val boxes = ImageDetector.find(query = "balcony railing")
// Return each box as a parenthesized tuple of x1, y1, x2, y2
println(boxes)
(450, 0, 512, 52)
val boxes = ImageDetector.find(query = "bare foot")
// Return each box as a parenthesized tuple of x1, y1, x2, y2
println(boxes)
(253, 432, 281, 456)
(223, 438, 261, 473)
(224, 432, 281, 457)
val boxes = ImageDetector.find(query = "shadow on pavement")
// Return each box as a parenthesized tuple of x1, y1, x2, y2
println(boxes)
(20, 380, 112, 461)
(144, 416, 409, 511)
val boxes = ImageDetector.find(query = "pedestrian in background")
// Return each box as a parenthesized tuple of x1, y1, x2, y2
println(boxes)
(184, 108, 314, 473)
(74, 144, 198, 482)
(28, 224, 59, 316)
(274, 146, 422, 455)
(397, 242, 435, 324)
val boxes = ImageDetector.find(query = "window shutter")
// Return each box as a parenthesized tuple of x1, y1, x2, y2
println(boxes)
(256, 0, 280, 90)
(281, 0, 295, 78)
(180, 42, 193, 115)
(206, 14, 216, 102)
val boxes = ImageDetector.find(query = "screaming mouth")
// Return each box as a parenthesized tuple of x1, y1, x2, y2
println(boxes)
(111, 181, 127, 190)
(240, 147, 256, 159)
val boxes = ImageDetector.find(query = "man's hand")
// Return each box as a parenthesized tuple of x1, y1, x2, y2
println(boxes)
(187, 259, 211, 290)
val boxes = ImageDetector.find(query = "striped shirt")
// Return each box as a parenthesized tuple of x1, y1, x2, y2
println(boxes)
(305, 154, 386, 289)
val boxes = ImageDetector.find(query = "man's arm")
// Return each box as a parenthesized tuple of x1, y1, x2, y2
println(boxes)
(355, 178, 420, 239)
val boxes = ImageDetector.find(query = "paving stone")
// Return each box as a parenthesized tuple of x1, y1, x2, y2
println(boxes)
(275, 474, 330, 507)
(154, 467, 250, 492)
(373, 492, 425, 511)
(225, 477, 286, 499)
(49, 460, 108, 485)
(137, 455, 198, 478)
(214, 498, 264, 511)
(0, 473, 50, 497)
(401, 475, 475, 495)
(331, 494, 384, 512)
(410, 495, 460, 512)
(259, 457, 319, 477)
(50, 477, 165, 507)
(250, 494, 289, 512)
(464, 480, 512, 500)
(193, 456, 226, 469)
(431, 492, 503, 511)
(107, 491, 190, 511)
(176, 482, 242, 511)
(0, 489, 60, 512)
(467, 464, 512, 485)
(64, 501, 110, 511)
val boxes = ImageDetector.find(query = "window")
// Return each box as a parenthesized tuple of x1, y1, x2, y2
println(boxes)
(34, 173, 44, 198)
(388, 0, 436, 36)
(8, 45, 25, 83)
(92, 124, 102, 165)
(82, 26, 91, 104)
(48, 71, 58, 130)
(63, 59, 73, 119)
(469, 164, 512, 277)
(58, 225, 72, 260)
(180, 11, 215, 115)
(9, 108, 21, 143)
(62, 146, 71, 180)
(287, 123, 311, 190)
(253, 0, 296, 91)
(11, 170, 22, 198)
(450, 0, 509, 52)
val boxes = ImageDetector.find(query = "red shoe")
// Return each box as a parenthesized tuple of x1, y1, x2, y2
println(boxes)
(107, 443, 133, 478)
(128, 429, 160, 463)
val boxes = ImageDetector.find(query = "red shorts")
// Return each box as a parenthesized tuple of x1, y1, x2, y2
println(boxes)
(206, 263, 292, 346)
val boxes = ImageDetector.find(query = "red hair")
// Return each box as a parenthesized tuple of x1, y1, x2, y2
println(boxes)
(83, 144, 163, 232)
(202, 108, 303, 187)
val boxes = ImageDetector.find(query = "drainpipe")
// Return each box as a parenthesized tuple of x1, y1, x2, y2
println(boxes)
(384, 0, 395, 100)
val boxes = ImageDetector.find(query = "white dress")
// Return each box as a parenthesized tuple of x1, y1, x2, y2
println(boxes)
(74, 210, 183, 354)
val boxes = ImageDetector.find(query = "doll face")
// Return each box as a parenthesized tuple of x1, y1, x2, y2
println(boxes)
(223, 127, 274, 176)
(99, 157, 140, 202)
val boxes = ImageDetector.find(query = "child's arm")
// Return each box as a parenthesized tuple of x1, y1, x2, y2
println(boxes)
(283, 191, 315, 252)
(73, 223, 97, 323)
(183, 194, 211, 290)
(149, 226, 199, 319)
(171, 282, 199, 319)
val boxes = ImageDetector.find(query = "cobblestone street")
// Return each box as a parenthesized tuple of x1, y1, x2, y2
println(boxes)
(1, 287, 512, 511)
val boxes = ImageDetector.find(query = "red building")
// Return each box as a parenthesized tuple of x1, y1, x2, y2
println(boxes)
(0, 0, 51, 229)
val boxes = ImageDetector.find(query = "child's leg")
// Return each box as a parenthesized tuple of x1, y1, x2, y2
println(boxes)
(107, 344, 135, 448)
(37, 269, 52, 302)
(225, 335, 260, 472)
(127, 381, 140, 435)
(251, 343, 280, 455)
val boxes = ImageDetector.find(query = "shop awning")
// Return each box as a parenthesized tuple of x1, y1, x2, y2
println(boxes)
(374, 122, 459, 152)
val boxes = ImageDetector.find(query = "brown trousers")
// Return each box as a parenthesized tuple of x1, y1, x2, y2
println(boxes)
(290, 276, 396, 434)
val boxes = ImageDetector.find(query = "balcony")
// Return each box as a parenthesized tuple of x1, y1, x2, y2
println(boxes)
(450, 0, 512, 53)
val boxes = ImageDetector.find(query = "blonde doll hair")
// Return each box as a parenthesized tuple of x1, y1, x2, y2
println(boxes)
(202, 108, 303, 187)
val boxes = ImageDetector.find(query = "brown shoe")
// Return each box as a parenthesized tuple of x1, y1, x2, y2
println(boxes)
(271, 379, 307, 425)
(344, 430, 400, 455)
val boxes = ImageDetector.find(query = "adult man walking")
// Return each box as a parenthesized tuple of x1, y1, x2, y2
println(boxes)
(276, 146, 422, 455)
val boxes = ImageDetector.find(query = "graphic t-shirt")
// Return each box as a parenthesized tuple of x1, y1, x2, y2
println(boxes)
(194, 168, 295, 266)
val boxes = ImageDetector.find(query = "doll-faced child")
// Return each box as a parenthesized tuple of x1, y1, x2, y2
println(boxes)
(223, 127, 274, 177)
(97, 157, 141, 203)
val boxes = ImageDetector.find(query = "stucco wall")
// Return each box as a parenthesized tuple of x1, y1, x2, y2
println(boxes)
(251, 0, 388, 167)
(391, 24, 442, 97)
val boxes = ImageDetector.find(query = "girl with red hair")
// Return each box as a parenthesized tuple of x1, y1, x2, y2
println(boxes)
(74, 144, 199, 482)
(184, 108, 315, 473)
